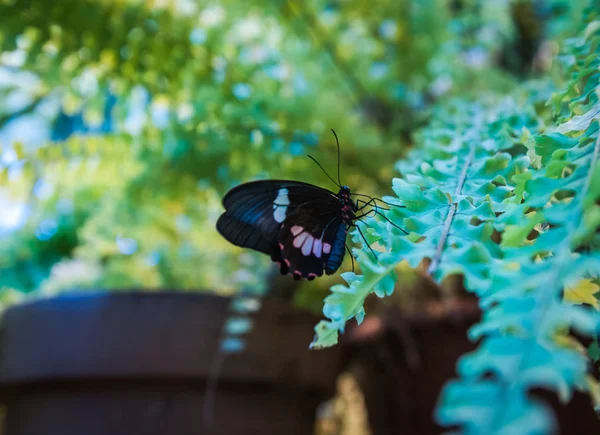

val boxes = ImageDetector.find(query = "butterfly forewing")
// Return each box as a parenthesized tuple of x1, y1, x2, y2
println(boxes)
(216, 180, 353, 280)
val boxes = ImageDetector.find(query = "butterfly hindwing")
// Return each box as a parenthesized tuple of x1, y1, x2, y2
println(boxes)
(217, 180, 347, 279)
(277, 204, 345, 280)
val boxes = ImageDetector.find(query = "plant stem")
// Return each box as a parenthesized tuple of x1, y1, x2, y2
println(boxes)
(282, 1, 369, 105)
(0, 94, 47, 130)
(427, 139, 476, 277)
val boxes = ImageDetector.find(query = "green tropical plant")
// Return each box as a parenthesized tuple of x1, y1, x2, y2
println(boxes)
(1, 0, 599, 431)
(311, 2, 600, 432)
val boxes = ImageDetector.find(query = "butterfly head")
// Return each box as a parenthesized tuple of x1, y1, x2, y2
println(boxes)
(338, 185, 357, 220)
(338, 185, 351, 201)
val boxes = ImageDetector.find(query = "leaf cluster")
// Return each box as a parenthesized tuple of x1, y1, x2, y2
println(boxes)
(312, 4, 600, 432)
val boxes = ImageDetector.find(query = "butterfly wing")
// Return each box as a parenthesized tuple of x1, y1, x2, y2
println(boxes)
(216, 181, 286, 255)
(276, 205, 345, 280)
(216, 180, 344, 279)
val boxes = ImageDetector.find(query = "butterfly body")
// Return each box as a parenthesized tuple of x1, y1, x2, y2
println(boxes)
(217, 180, 357, 280)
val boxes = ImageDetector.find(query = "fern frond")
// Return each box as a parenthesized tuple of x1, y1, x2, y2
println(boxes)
(438, 13, 600, 433)
(311, 95, 542, 348)
(312, 7, 600, 434)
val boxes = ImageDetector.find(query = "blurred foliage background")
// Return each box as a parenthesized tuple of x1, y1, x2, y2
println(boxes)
(0, 0, 589, 312)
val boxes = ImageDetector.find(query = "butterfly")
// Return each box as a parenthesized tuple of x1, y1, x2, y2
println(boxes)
(216, 130, 406, 280)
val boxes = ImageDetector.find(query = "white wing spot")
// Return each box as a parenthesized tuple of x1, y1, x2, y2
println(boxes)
(293, 231, 309, 248)
(273, 188, 290, 223)
(313, 239, 322, 258)
(291, 225, 303, 236)
(301, 235, 314, 256)
(323, 243, 332, 254)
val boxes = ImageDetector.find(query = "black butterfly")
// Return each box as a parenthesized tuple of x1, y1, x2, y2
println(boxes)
(216, 131, 406, 280)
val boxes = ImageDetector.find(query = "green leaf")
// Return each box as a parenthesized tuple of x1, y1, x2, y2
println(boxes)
(564, 279, 600, 309)
(557, 101, 600, 134)
(588, 341, 600, 363)
(500, 213, 544, 248)
(310, 320, 340, 349)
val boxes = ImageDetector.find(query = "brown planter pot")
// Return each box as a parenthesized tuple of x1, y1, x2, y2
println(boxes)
(0, 291, 343, 435)
(342, 299, 600, 435)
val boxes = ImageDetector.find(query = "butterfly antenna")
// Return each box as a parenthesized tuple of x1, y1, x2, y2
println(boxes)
(331, 129, 342, 187)
(345, 244, 355, 272)
(307, 154, 341, 189)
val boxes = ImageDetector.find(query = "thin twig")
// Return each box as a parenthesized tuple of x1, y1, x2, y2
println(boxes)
(0, 94, 47, 130)
(201, 316, 230, 427)
(282, 1, 369, 105)
(427, 137, 477, 277)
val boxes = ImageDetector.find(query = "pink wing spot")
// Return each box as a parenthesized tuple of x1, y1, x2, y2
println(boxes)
(323, 243, 332, 254)
(293, 271, 302, 278)
(301, 235, 314, 256)
(307, 273, 317, 281)
(291, 225, 303, 236)
(313, 239, 322, 258)
(293, 232, 308, 248)
(284, 258, 291, 267)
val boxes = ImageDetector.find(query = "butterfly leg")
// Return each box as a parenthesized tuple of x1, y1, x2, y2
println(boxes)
(372, 208, 408, 234)
(356, 198, 377, 212)
(358, 198, 392, 211)
(345, 243, 355, 272)
(351, 193, 405, 210)
(373, 198, 403, 209)
(353, 222, 379, 261)
(353, 207, 408, 235)
(352, 208, 378, 220)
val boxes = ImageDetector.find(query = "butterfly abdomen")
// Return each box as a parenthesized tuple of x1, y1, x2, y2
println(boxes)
(325, 223, 347, 275)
